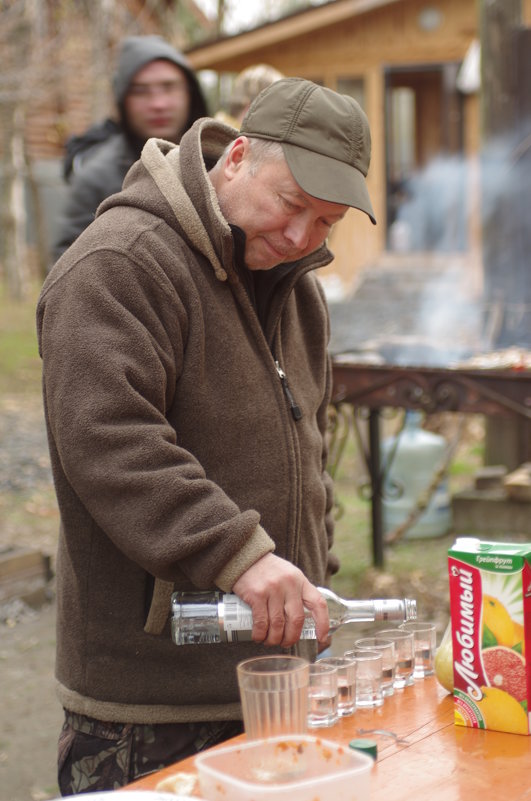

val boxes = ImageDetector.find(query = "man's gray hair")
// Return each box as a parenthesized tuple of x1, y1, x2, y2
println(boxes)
(218, 136, 284, 172)
(246, 137, 284, 174)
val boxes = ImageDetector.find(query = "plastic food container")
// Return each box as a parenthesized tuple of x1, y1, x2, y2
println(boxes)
(195, 734, 373, 801)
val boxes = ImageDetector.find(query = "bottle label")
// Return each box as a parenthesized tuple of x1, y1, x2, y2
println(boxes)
(222, 594, 254, 641)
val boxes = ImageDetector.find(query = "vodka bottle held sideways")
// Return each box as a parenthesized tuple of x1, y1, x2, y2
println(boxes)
(171, 586, 417, 645)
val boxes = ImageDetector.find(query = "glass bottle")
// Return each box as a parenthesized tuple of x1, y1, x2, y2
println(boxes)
(170, 587, 417, 645)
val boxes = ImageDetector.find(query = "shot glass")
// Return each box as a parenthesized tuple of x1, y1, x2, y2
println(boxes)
(399, 621, 437, 679)
(307, 661, 338, 728)
(354, 637, 396, 697)
(344, 647, 384, 708)
(319, 656, 357, 717)
(377, 628, 415, 688)
(236, 655, 309, 739)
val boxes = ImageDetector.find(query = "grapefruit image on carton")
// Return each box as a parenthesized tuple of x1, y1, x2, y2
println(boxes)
(481, 646, 527, 703)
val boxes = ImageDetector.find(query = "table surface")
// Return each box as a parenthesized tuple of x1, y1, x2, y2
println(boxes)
(120, 677, 531, 800)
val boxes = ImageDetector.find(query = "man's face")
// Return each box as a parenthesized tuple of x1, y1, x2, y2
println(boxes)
(215, 138, 349, 270)
(123, 60, 191, 142)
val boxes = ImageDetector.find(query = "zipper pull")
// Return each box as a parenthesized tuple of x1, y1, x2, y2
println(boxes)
(275, 361, 302, 421)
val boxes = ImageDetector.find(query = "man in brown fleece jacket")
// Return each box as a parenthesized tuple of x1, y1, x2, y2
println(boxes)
(37, 78, 376, 792)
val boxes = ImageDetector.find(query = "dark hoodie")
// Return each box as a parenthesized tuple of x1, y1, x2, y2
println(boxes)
(52, 35, 208, 261)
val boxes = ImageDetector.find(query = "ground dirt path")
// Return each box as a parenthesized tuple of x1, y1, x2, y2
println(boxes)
(1, 600, 61, 801)
(0, 395, 61, 801)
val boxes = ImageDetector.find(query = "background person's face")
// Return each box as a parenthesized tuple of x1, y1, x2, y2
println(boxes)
(216, 139, 349, 270)
(123, 60, 191, 142)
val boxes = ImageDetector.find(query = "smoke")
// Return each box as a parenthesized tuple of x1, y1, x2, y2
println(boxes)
(329, 131, 531, 365)
(386, 134, 531, 353)
(390, 154, 468, 254)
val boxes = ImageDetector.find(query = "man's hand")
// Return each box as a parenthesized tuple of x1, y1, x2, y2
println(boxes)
(231, 553, 329, 647)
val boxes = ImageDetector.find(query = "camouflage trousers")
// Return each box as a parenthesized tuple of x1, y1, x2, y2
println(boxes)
(58, 710, 243, 795)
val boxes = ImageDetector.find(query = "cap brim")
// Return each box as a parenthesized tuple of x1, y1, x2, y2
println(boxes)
(282, 142, 376, 225)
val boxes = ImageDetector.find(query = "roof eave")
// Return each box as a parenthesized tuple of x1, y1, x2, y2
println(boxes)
(185, 0, 402, 70)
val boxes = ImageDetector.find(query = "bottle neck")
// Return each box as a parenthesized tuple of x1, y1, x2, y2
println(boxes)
(318, 589, 416, 624)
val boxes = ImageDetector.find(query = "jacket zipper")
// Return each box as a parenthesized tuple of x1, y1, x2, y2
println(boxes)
(275, 360, 302, 421)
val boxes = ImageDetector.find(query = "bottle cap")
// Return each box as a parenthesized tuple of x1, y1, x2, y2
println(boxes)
(349, 738, 378, 760)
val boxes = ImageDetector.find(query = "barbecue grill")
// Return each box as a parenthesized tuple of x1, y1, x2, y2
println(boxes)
(326, 264, 531, 567)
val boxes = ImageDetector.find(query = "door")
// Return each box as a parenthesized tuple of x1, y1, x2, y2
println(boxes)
(385, 64, 466, 252)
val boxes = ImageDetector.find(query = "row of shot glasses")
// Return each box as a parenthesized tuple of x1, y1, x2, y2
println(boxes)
(308, 621, 437, 728)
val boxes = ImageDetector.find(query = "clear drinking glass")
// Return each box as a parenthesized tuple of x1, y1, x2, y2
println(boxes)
(399, 621, 437, 679)
(319, 655, 357, 717)
(377, 628, 415, 688)
(236, 655, 309, 739)
(307, 661, 338, 728)
(344, 647, 384, 708)
(354, 637, 396, 696)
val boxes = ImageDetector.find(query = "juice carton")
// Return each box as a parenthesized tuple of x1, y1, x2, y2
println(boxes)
(448, 537, 531, 735)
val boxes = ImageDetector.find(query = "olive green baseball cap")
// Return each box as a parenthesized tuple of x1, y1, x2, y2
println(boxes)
(240, 77, 376, 224)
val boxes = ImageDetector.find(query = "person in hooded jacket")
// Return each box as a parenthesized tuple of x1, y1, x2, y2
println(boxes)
(51, 34, 208, 262)
(37, 78, 376, 792)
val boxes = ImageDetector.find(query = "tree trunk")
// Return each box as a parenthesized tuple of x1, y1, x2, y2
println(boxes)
(25, 151, 49, 283)
(3, 105, 29, 301)
(1, 11, 32, 299)
(479, 0, 523, 345)
(480, 0, 522, 140)
(479, 0, 530, 468)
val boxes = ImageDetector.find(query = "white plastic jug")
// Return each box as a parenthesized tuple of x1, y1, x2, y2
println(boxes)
(381, 411, 451, 539)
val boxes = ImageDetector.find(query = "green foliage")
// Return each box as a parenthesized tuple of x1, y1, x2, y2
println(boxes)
(482, 624, 498, 649)
(0, 284, 58, 557)
(0, 284, 42, 395)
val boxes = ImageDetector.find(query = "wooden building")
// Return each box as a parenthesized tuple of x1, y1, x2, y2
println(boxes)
(186, 0, 531, 293)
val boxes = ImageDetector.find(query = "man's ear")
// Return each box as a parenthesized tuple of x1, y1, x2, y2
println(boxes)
(224, 136, 250, 179)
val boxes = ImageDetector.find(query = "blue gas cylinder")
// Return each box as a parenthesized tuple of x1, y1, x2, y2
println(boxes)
(381, 411, 452, 539)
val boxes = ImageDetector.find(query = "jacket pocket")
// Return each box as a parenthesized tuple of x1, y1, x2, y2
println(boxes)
(143, 577, 174, 635)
